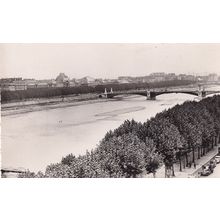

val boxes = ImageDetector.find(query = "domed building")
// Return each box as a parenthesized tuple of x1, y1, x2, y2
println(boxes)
(55, 73, 70, 87)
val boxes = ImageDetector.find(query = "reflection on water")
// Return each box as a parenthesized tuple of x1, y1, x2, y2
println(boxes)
(0, 92, 214, 172)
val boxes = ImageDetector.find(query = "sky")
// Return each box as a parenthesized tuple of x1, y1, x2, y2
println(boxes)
(1, 43, 220, 80)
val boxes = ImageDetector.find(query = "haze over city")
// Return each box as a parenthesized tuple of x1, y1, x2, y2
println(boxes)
(1, 43, 220, 80)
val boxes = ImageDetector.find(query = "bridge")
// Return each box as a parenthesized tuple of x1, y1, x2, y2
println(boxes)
(101, 87, 220, 100)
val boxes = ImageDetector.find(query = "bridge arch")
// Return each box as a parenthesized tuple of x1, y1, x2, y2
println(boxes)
(205, 91, 220, 96)
(105, 92, 148, 99)
(154, 91, 199, 97)
(102, 89, 220, 100)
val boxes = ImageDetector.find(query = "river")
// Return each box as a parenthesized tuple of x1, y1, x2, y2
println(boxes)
(1, 86, 220, 172)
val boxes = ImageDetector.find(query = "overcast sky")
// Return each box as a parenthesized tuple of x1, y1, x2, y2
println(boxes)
(1, 44, 220, 79)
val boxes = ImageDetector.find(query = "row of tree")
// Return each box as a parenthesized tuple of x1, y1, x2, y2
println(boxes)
(1, 80, 194, 103)
(18, 95, 220, 178)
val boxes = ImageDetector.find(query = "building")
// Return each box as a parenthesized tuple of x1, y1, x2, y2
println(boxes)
(1, 83, 16, 91)
(103, 78, 119, 84)
(150, 72, 166, 77)
(36, 81, 50, 88)
(69, 78, 78, 87)
(0, 77, 22, 83)
(23, 79, 38, 89)
(149, 72, 166, 82)
(165, 73, 177, 81)
(207, 73, 218, 82)
(178, 74, 196, 81)
(82, 76, 95, 84)
(1, 82, 27, 91)
(76, 76, 102, 86)
(117, 76, 134, 84)
(0, 78, 27, 91)
(55, 73, 70, 87)
(76, 77, 88, 86)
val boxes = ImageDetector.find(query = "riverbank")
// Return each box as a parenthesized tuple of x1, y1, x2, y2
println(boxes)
(1, 83, 199, 117)
(1, 93, 108, 116)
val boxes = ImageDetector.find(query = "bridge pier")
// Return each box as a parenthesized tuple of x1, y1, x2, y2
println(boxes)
(202, 91, 206, 98)
(198, 89, 206, 99)
(146, 91, 156, 100)
(103, 88, 115, 98)
(104, 88, 108, 98)
(146, 96, 156, 100)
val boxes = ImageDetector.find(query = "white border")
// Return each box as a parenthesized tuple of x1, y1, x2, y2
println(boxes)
(1, 1, 220, 220)
(0, 0, 220, 43)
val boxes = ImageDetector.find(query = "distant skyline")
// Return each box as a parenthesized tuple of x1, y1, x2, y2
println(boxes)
(1, 43, 220, 80)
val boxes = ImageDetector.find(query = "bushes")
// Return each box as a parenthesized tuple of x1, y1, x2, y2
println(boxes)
(1, 86, 95, 103)
(19, 95, 220, 178)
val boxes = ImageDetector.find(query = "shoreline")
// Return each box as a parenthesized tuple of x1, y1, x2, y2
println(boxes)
(1, 96, 110, 117)
(1, 84, 200, 117)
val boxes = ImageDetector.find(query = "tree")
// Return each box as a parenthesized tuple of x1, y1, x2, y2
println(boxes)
(142, 117, 183, 177)
(61, 153, 76, 166)
(142, 137, 162, 177)
(99, 133, 146, 177)
(101, 119, 141, 142)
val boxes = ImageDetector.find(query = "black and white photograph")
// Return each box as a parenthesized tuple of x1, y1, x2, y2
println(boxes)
(1, 43, 220, 178)
(1, 1, 220, 220)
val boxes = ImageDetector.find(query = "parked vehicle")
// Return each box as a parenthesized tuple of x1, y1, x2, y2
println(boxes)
(215, 155, 220, 164)
(200, 165, 212, 176)
(210, 159, 216, 169)
(208, 163, 215, 173)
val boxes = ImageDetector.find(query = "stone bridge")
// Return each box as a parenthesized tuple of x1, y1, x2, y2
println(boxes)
(101, 88, 220, 100)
